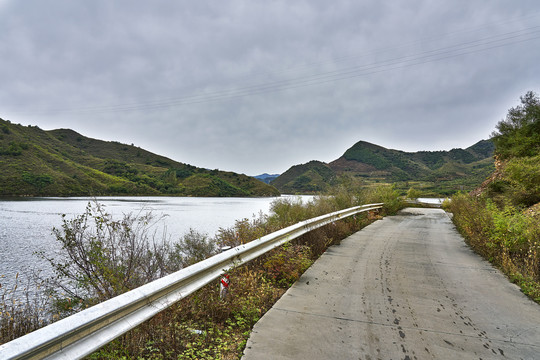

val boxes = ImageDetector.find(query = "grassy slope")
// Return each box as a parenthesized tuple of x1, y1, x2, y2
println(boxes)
(0, 119, 279, 197)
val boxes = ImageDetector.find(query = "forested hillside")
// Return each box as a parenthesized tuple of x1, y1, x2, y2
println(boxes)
(0, 119, 279, 197)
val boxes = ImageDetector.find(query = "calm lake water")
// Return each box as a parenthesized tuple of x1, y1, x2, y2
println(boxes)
(0, 196, 309, 292)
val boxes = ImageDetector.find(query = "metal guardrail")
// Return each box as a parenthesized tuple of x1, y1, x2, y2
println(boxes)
(0, 203, 383, 360)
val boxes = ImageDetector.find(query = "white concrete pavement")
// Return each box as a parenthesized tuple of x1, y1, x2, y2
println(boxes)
(242, 208, 540, 360)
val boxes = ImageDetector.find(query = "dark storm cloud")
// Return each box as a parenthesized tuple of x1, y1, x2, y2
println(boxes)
(1, 0, 539, 174)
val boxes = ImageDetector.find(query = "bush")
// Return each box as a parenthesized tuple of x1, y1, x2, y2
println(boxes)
(263, 244, 313, 287)
(361, 185, 404, 215)
(216, 212, 271, 248)
(173, 229, 217, 268)
(268, 196, 313, 227)
(407, 187, 422, 200)
(502, 155, 540, 206)
(40, 201, 183, 312)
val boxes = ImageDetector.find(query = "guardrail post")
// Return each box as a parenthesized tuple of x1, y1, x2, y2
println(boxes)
(219, 246, 232, 300)
(220, 274, 230, 299)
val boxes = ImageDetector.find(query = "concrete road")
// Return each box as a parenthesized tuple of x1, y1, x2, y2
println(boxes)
(242, 208, 540, 360)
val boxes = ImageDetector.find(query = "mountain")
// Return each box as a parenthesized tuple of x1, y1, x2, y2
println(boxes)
(271, 140, 495, 195)
(253, 173, 280, 184)
(0, 118, 280, 197)
(270, 161, 336, 194)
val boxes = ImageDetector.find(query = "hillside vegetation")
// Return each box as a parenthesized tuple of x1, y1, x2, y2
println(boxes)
(270, 160, 336, 193)
(273, 139, 494, 195)
(0, 119, 279, 197)
(447, 91, 540, 302)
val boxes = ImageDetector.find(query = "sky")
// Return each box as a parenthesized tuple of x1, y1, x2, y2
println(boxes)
(1, 1, 539, 175)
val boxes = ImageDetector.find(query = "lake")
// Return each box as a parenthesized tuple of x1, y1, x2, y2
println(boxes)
(0, 195, 310, 292)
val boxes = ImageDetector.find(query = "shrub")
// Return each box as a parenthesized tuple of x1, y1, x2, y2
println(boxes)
(502, 155, 540, 206)
(268, 196, 313, 227)
(216, 212, 271, 248)
(173, 229, 217, 268)
(361, 185, 404, 215)
(406, 187, 422, 200)
(263, 244, 313, 287)
(40, 201, 182, 313)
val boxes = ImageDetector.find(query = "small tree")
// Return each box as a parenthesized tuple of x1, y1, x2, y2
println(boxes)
(41, 201, 179, 313)
(173, 229, 217, 268)
(491, 91, 540, 159)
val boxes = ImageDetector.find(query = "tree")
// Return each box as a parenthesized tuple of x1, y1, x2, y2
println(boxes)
(491, 91, 540, 159)
(42, 202, 180, 312)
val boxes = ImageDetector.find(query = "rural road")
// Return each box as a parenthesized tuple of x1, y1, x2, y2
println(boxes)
(242, 208, 540, 360)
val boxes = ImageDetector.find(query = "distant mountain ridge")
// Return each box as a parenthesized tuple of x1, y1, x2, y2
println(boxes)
(253, 173, 280, 184)
(0, 119, 279, 197)
(272, 140, 495, 195)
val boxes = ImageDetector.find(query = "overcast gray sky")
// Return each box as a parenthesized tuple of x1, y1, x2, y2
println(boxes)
(1, 1, 539, 175)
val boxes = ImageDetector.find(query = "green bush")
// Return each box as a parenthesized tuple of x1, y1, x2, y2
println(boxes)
(362, 185, 404, 215)
(406, 187, 422, 200)
(502, 155, 540, 206)
(263, 244, 313, 287)
(173, 229, 217, 268)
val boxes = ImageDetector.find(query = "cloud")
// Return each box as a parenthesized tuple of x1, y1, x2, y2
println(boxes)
(1, 1, 539, 174)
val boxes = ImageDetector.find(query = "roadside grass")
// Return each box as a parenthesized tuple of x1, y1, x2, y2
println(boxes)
(445, 193, 540, 303)
(1, 186, 404, 359)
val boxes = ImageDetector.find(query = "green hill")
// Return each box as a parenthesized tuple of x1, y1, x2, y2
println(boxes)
(272, 140, 495, 195)
(0, 119, 280, 197)
(270, 160, 335, 194)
